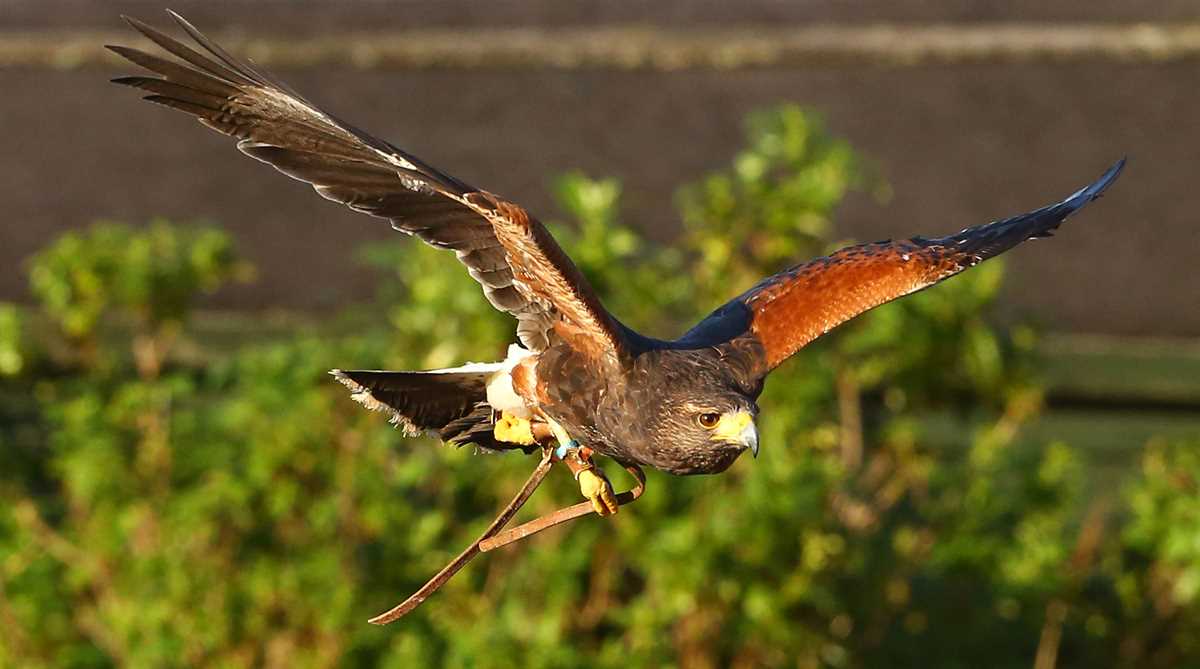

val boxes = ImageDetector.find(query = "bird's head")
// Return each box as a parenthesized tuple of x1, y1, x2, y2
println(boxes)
(628, 349, 762, 475)
(680, 397, 760, 467)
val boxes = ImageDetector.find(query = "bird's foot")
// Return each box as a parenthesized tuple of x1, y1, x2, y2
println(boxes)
(541, 416, 618, 516)
(561, 447, 618, 516)
(493, 412, 537, 446)
(577, 467, 619, 516)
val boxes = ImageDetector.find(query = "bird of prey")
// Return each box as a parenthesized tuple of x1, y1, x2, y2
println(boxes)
(110, 14, 1123, 517)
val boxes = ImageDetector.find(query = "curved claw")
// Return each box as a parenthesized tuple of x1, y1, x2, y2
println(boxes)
(578, 468, 619, 516)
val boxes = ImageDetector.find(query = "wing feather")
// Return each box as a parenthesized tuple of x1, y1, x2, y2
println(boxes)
(682, 160, 1125, 374)
(122, 15, 254, 86)
(110, 13, 630, 360)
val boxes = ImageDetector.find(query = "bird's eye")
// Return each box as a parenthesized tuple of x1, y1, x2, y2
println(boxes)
(697, 412, 721, 429)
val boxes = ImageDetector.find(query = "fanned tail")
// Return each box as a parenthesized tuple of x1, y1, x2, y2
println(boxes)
(331, 366, 528, 452)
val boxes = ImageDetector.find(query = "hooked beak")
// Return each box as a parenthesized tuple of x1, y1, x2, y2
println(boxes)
(712, 410, 759, 458)
(742, 421, 759, 458)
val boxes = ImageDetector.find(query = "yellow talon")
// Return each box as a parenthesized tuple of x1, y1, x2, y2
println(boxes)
(493, 413, 536, 445)
(578, 468, 619, 516)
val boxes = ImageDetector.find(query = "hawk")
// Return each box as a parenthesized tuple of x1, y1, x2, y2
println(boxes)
(110, 13, 1123, 518)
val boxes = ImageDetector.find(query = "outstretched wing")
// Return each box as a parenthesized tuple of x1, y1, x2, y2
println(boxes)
(680, 159, 1125, 374)
(108, 12, 629, 362)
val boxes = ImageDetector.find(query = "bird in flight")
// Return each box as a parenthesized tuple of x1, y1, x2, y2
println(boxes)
(110, 13, 1123, 520)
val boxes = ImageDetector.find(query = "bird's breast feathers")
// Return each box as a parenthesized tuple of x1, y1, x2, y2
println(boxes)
(486, 344, 537, 418)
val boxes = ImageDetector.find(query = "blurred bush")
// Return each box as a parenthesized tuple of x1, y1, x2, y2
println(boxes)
(0, 304, 33, 377)
(26, 220, 253, 377)
(0, 105, 1194, 668)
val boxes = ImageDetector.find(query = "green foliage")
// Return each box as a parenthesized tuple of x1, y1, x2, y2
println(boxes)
(548, 172, 692, 335)
(359, 240, 510, 370)
(29, 220, 252, 339)
(0, 303, 33, 377)
(26, 220, 253, 379)
(0, 105, 1194, 668)
(678, 107, 870, 302)
(1121, 439, 1200, 632)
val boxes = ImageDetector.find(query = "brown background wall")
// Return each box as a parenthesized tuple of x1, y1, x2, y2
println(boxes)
(6, 0, 1200, 28)
(1, 2, 1197, 336)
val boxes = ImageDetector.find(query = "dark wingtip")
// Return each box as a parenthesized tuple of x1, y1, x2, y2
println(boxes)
(1084, 157, 1125, 200)
(104, 45, 143, 68)
(121, 14, 154, 36)
(165, 9, 191, 30)
(165, 9, 211, 48)
(948, 158, 1127, 255)
(1058, 157, 1126, 215)
(1098, 156, 1127, 189)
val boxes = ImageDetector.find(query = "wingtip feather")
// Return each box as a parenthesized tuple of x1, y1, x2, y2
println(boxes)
(1093, 157, 1125, 194)
(1063, 157, 1126, 212)
(121, 14, 157, 38)
(105, 44, 138, 59)
(141, 94, 210, 116)
(165, 9, 194, 30)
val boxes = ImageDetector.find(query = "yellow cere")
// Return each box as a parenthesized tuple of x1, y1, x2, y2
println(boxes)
(711, 410, 754, 442)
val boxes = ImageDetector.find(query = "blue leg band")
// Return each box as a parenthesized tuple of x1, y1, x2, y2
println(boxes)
(555, 440, 579, 460)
